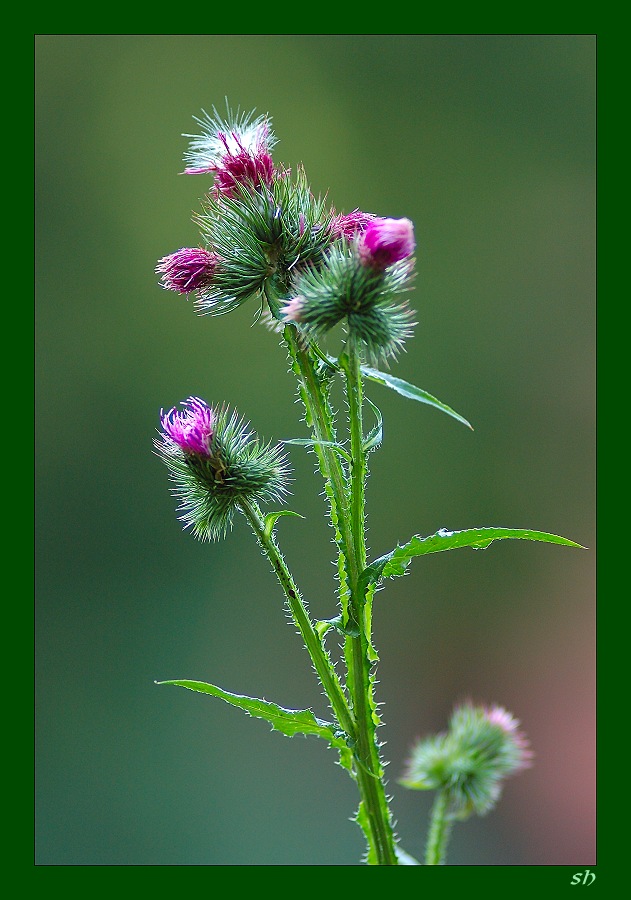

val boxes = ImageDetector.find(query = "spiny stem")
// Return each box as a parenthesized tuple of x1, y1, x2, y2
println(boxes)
(283, 324, 359, 625)
(342, 337, 399, 866)
(238, 496, 355, 744)
(343, 340, 367, 576)
(425, 790, 454, 865)
(279, 313, 397, 863)
(265, 284, 356, 611)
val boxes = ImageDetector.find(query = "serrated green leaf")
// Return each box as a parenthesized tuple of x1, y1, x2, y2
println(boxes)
(362, 527, 584, 590)
(362, 397, 383, 453)
(156, 679, 348, 747)
(360, 365, 473, 430)
(263, 509, 304, 540)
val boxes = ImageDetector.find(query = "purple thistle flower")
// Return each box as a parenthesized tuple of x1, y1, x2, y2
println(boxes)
(156, 248, 218, 294)
(329, 208, 376, 241)
(182, 109, 277, 197)
(160, 397, 215, 457)
(211, 138, 276, 199)
(358, 217, 416, 269)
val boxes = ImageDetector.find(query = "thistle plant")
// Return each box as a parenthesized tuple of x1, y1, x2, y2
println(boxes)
(154, 102, 582, 865)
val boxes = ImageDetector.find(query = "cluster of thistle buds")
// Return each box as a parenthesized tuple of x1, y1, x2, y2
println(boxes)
(156, 104, 416, 355)
(155, 104, 417, 539)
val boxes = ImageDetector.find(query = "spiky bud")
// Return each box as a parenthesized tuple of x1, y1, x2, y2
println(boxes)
(281, 242, 416, 360)
(401, 702, 532, 818)
(155, 398, 290, 541)
(191, 167, 334, 318)
(156, 248, 218, 295)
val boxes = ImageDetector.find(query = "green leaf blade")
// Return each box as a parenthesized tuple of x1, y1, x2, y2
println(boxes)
(361, 364, 473, 430)
(156, 679, 345, 744)
(364, 527, 584, 588)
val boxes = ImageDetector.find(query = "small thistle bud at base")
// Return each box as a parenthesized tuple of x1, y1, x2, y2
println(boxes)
(401, 702, 532, 818)
(359, 217, 416, 270)
(156, 248, 218, 294)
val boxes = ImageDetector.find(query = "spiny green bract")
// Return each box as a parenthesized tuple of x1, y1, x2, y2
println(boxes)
(287, 246, 416, 361)
(193, 168, 335, 318)
(156, 407, 290, 541)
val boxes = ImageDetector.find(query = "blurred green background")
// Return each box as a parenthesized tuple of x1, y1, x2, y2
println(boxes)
(35, 35, 595, 866)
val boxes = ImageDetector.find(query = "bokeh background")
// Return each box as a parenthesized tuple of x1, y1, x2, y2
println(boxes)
(35, 35, 595, 866)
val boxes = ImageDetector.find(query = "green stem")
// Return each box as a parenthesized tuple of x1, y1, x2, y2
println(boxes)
(274, 301, 397, 863)
(264, 278, 356, 617)
(425, 790, 454, 865)
(238, 496, 355, 744)
(344, 341, 367, 575)
(342, 338, 399, 866)
(283, 325, 359, 625)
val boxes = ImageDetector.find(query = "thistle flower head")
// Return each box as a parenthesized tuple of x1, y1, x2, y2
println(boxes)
(156, 248, 218, 294)
(160, 396, 215, 456)
(212, 147, 276, 199)
(359, 217, 416, 270)
(401, 702, 532, 818)
(156, 400, 290, 541)
(182, 105, 277, 197)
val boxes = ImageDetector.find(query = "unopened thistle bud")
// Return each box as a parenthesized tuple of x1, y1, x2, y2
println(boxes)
(358, 217, 416, 270)
(155, 397, 290, 541)
(281, 236, 416, 359)
(156, 248, 218, 294)
(401, 702, 532, 818)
